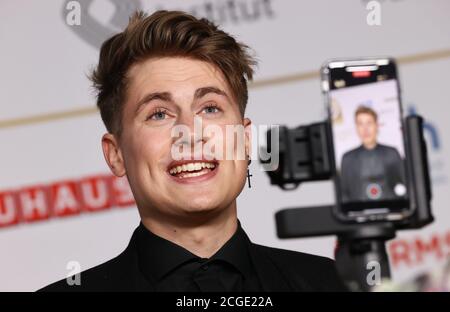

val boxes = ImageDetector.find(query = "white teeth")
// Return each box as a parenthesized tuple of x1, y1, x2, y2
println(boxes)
(193, 163, 202, 171)
(169, 162, 216, 175)
(179, 171, 209, 178)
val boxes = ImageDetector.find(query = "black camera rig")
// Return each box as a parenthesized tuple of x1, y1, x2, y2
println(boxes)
(261, 115, 433, 291)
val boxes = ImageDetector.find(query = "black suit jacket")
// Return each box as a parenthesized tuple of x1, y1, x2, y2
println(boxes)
(40, 225, 347, 292)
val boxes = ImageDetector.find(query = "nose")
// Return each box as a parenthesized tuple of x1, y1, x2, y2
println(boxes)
(171, 113, 206, 158)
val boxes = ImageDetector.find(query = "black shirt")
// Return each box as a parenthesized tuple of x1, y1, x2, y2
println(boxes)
(135, 221, 262, 292)
(39, 221, 348, 292)
(340, 143, 405, 202)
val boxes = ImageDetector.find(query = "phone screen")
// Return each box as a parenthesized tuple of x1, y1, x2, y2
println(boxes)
(325, 60, 409, 218)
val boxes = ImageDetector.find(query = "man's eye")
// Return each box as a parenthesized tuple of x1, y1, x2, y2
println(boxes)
(202, 105, 220, 114)
(148, 109, 167, 120)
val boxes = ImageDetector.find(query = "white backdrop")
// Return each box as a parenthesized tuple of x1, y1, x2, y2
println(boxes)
(0, 0, 449, 291)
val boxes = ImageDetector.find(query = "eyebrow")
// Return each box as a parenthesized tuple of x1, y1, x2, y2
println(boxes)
(135, 86, 230, 115)
(194, 86, 229, 100)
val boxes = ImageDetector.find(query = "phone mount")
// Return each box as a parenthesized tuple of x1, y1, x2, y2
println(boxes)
(261, 115, 433, 291)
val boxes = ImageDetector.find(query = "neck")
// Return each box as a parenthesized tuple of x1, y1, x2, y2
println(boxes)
(363, 141, 377, 150)
(140, 202, 238, 258)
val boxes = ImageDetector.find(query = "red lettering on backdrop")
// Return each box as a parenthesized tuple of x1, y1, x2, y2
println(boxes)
(111, 176, 136, 207)
(0, 191, 19, 227)
(390, 231, 450, 268)
(19, 185, 50, 222)
(446, 231, 450, 255)
(51, 180, 82, 217)
(80, 175, 111, 212)
(389, 239, 412, 267)
(0, 174, 136, 227)
(414, 234, 444, 262)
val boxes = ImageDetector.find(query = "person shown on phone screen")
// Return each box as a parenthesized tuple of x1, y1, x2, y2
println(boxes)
(340, 106, 406, 202)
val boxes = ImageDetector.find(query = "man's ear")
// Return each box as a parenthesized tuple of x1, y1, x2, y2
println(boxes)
(243, 118, 252, 161)
(102, 133, 126, 177)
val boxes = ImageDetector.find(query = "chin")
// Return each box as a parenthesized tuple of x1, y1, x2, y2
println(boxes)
(182, 207, 219, 217)
(186, 199, 221, 212)
(180, 197, 226, 214)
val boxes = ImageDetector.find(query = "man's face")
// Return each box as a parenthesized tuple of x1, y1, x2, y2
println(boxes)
(355, 112, 378, 148)
(103, 57, 251, 221)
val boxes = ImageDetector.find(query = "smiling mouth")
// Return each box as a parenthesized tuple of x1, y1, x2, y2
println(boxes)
(168, 161, 218, 179)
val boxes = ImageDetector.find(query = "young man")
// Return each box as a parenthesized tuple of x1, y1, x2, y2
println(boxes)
(340, 106, 405, 202)
(41, 10, 345, 292)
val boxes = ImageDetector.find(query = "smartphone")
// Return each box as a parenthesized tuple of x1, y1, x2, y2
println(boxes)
(321, 58, 413, 223)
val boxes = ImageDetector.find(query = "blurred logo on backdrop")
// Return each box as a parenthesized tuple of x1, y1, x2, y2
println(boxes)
(63, 0, 142, 49)
(407, 105, 447, 185)
(63, 0, 276, 50)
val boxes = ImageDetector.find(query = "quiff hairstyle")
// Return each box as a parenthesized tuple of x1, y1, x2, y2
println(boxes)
(354, 105, 378, 122)
(90, 10, 257, 136)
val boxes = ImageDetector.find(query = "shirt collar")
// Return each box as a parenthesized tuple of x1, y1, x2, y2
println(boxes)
(211, 221, 253, 277)
(134, 220, 254, 282)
